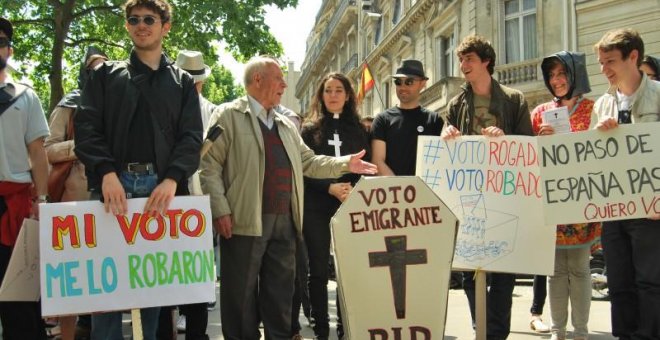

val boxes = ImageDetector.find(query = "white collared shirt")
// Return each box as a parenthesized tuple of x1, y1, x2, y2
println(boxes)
(247, 95, 274, 128)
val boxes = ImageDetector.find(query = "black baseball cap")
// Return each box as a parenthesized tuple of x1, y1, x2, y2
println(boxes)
(0, 17, 13, 41)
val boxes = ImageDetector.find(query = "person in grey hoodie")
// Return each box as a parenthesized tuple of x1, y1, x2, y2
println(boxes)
(530, 51, 601, 340)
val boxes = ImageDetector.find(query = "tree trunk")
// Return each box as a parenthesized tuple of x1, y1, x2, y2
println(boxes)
(48, 0, 76, 113)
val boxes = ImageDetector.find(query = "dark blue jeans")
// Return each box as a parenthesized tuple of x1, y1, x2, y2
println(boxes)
(463, 272, 516, 340)
(602, 218, 660, 340)
(118, 171, 158, 198)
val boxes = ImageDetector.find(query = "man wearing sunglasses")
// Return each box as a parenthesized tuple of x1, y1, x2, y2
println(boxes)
(73, 1, 203, 339)
(371, 59, 443, 176)
(0, 17, 50, 339)
(442, 35, 533, 340)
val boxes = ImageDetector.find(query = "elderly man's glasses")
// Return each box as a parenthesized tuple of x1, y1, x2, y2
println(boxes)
(393, 78, 420, 86)
(127, 16, 160, 26)
(0, 37, 10, 48)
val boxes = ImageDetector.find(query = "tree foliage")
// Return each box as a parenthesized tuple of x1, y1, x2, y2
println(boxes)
(203, 63, 245, 105)
(1, 0, 297, 112)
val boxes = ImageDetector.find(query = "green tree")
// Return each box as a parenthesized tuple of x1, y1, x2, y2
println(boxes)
(1, 0, 296, 112)
(203, 63, 244, 105)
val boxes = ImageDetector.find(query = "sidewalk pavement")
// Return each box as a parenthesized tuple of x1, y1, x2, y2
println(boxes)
(146, 278, 615, 340)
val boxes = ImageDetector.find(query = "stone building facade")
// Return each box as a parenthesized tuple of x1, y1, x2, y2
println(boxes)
(295, 0, 660, 118)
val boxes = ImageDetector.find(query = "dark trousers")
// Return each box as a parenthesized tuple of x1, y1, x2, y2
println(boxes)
(0, 244, 48, 340)
(220, 214, 296, 340)
(602, 218, 660, 340)
(303, 209, 333, 338)
(291, 236, 311, 335)
(463, 271, 515, 340)
(531, 275, 547, 315)
(157, 303, 209, 340)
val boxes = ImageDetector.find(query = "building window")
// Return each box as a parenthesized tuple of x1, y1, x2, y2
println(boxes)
(435, 32, 455, 80)
(382, 81, 390, 108)
(393, 0, 403, 24)
(503, 0, 537, 63)
(365, 34, 372, 55)
(442, 33, 455, 78)
(374, 17, 383, 44)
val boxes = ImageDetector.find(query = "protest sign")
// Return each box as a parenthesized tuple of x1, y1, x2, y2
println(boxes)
(0, 219, 40, 301)
(39, 196, 215, 316)
(332, 176, 458, 340)
(538, 122, 659, 224)
(416, 136, 555, 275)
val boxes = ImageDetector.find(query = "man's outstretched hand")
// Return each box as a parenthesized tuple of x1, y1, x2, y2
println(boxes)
(348, 150, 377, 174)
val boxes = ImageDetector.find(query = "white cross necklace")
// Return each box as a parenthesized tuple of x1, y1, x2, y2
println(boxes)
(328, 131, 342, 157)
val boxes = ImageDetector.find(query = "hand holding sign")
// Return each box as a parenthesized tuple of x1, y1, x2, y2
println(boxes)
(144, 178, 177, 215)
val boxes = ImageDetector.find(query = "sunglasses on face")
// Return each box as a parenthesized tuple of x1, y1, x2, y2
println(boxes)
(0, 37, 10, 48)
(127, 15, 160, 26)
(393, 78, 419, 86)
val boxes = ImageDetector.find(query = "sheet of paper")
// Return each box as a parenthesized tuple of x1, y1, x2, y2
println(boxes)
(541, 106, 571, 134)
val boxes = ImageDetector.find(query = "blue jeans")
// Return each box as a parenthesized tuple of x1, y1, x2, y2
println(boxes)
(118, 171, 158, 198)
(91, 307, 160, 340)
(91, 170, 160, 339)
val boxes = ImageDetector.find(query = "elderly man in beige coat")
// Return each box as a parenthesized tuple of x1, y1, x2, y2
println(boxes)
(200, 56, 375, 340)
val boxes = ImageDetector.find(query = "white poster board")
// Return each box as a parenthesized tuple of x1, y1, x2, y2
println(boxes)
(0, 219, 40, 301)
(39, 196, 215, 316)
(539, 122, 659, 224)
(416, 136, 555, 275)
(331, 177, 458, 340)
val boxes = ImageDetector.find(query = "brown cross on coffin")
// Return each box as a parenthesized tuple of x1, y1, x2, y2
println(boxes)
(369, 235, 428, 319)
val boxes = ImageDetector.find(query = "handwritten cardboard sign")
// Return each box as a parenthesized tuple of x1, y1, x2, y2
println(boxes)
(0, 219, 40, 301)
(416, 136, 555, 275)
(538, 122, 659, 224)
(39, 196, 215, 316)
(331, 176, 458, 340)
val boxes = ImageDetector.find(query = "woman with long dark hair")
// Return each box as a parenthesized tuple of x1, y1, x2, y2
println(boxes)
(300, 72, 369, 339)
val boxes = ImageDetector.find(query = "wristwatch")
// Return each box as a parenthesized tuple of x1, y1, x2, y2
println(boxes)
(34, 194, 50, 203)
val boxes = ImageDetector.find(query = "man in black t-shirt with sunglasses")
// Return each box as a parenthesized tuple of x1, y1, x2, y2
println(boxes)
(371, 59, 443, 176)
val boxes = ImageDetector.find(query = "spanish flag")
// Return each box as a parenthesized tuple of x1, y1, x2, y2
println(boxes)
(356, 62, 375, 102)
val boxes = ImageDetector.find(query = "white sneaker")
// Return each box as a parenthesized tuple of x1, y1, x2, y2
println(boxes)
(530, 316, 550, 333)
(176, 315, 186, 332)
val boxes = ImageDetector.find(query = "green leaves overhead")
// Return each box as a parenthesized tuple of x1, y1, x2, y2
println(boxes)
(1, 0, 297, 111)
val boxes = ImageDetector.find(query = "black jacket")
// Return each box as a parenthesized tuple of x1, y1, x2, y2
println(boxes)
(446, 78, 533, 136)
(74, 50, 203, 194)
(301, 116, 370, 212)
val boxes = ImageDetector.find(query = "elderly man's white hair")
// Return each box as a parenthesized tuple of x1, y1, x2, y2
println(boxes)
(243, 56, 281, 87)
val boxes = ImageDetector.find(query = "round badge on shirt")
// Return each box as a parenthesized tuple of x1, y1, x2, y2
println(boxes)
(417, 125, 424, 133)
